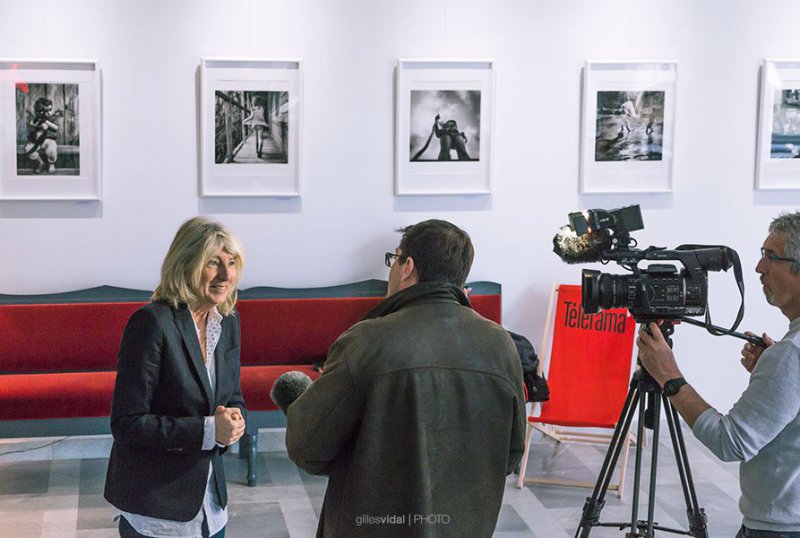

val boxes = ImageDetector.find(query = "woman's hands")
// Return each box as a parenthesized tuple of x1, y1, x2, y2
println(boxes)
(215, 406, 245, 446)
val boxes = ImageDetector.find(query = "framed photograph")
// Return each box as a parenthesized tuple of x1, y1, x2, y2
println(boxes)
(395, 59, 494, 195)
(0, 59, 101, 200)
(580, 60, 677, 193)
(200, 58, 301, 197)
(756, 59, 800, 190)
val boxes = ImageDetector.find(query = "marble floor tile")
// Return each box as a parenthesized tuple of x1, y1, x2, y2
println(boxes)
(0, 426, 744, 537)
(0, 460, 51, 495)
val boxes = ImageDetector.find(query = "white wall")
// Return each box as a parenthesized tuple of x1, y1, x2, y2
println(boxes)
(2, 0, 800, 413)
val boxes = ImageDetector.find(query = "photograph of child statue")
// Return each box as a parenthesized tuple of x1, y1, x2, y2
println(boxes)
(409, 90, 480, 162)
(594, 90, 664, 162)
(15, 83, 80, 175)
(770, 89, 800, 158)
(214, 90, 289, 164)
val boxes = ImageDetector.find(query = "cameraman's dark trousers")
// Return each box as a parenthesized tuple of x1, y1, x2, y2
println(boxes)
(737, 525, 800, 538)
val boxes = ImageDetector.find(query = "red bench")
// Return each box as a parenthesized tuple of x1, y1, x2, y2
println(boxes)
(0, 280, 502, 485)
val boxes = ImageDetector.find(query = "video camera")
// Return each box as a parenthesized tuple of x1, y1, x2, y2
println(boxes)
(553, 204, 754, 340)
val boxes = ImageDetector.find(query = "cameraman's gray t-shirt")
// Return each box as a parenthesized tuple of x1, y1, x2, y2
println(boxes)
(693, 316, 800, 532)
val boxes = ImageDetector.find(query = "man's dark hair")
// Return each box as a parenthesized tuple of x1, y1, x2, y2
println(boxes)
(398, 219, 474, 287)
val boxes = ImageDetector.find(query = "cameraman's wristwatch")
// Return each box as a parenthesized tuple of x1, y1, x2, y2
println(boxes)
(663, 377, 688, 397)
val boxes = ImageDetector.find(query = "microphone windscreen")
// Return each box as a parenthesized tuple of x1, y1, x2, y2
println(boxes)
(270, 371, 313, 414)
(552, 226, 612, 264)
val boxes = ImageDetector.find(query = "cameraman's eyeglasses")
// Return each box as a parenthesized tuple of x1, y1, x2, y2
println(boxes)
(760, 247, 798, 265)
(384, 252, 406, 268)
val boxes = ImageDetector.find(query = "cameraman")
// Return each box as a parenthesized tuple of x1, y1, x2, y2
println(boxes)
(637, 211, 800, 538)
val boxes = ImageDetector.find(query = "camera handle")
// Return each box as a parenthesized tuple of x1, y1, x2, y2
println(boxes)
(678, 316, 766, 347)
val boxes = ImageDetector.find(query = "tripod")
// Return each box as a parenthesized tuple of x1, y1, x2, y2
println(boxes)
(575, 321, 709, 538)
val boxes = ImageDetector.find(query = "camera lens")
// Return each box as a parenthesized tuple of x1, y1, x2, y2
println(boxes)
(597, 274, 631, 311)
(581, 269, 631, 313)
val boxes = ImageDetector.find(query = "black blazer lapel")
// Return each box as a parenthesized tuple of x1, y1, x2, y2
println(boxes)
(173, 305, 215, 413)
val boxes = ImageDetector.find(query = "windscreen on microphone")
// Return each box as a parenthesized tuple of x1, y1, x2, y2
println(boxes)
(552, 225, 613, 264)
(270, 371, 313, 414)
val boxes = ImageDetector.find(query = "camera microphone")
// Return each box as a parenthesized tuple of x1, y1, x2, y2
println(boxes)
(270, 371, 313, 414)
(552, 225, 613, 264)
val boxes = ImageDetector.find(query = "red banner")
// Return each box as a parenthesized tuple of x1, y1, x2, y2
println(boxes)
(534, 284, 636, 428)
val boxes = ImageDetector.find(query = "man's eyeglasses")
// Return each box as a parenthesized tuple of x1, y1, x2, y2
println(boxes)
(761, 247, 798, 265)
(384, 252, 406, 268)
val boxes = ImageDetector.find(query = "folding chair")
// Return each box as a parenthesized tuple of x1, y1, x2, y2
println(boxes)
(517, 284, 637, 497)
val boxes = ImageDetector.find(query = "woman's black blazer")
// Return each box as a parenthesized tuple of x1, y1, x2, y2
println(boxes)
(104, 301, 246, 522)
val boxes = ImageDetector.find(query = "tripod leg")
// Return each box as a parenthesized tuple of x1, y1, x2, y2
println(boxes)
(644, 392, 662, 538)
(575, 382, 640, 538)
(663, 396, 709, 538)
(593, 384, 640, 498)
(627, 389, 649, 536)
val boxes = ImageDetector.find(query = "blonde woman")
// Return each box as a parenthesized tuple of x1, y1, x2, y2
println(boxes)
(105, 216, 246, 538)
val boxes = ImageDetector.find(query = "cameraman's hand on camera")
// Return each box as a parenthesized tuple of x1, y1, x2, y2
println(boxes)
(741, 332, 773, 373)
(636, 322, 682, 386)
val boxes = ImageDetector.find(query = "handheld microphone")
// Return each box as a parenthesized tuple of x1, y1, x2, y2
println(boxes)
(270, 371, 313, 414)
(552, 225, 613, 264)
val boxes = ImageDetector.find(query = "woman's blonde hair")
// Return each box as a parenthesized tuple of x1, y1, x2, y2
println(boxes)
(152, 216, 245, 315)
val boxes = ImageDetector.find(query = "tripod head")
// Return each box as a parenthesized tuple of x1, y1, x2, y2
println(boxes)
(634, 319, 675, 387)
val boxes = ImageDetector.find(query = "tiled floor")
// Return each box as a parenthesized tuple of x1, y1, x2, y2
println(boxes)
(0, 426, 742, 537)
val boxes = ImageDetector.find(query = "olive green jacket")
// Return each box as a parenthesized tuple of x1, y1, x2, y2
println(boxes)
(287, 282, 525, 538)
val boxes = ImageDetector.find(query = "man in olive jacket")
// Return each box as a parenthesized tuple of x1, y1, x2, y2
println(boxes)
(286, 220, 526, 538)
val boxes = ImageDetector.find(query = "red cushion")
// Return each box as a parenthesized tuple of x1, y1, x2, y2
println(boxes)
(0, 371, 116, 420)
(471, 295, 501, 324)
(0, 302, 144, 373)
(0, 291, 501, 420)
(237, 297, 383, 366)
(238, 294, 500, 412)
(0, 366, 322, 420)
(237, 294, 501, 368)
(241, 365, 321, 411)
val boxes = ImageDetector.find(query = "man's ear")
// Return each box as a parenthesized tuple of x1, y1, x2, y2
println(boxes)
(400, 256, 418, 284)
